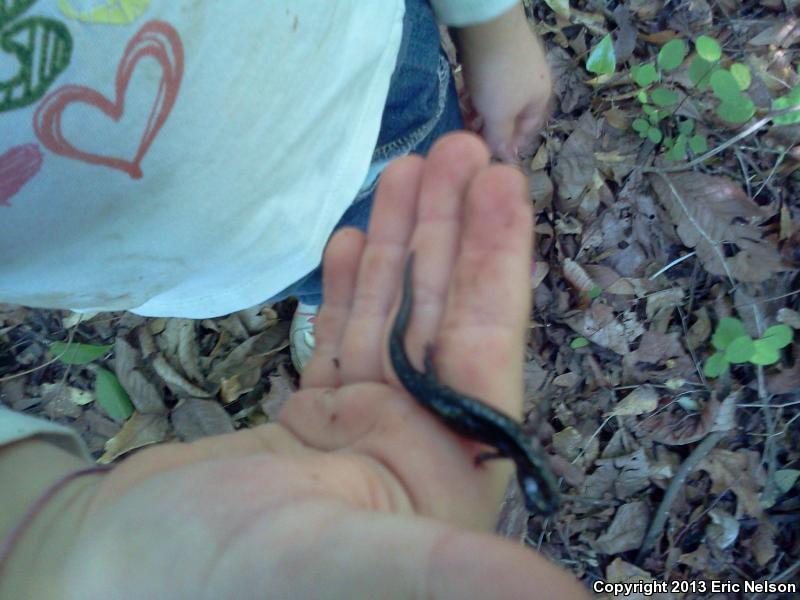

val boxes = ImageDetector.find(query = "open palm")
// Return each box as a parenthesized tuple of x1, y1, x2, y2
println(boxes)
(59, 134, 588, 600)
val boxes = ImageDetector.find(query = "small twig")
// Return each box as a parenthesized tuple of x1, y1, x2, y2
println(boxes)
(648, 252, 696, 281)
(637, 430, 725, 563)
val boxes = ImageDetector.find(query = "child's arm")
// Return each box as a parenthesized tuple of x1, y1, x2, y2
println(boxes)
(453, 3, 551, 162)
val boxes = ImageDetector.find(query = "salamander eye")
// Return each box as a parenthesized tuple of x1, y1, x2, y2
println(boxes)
(523, 477, 540, 498)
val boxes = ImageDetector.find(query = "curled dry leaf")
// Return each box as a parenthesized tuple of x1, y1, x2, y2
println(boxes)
(547, 47, 592, 114)
(176, 319, 204, 385)
(706, 508, 740, 550)
(152, 354, 213, 398)
(749, 521, 777, 566)
(649, 172, 783, 283)
(119, 369, 166, 414)
(99, 411, 169, 463)
(563, 258, 597, 296)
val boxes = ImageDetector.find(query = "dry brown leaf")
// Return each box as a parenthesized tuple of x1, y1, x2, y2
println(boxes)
(553, 113, 600, 211)
(612, 449, 652, 498)
(208, 323, 290, 385)
(686, 307, 711, 350)
(176, 319, 204, 384)
(529, 171, 553, 212)
(547, 47, 592, 114)
(563, 259, 596, 296)
(765, 360, 800, 395)
(553, 426, 584, 461)
(594, 501, 649, 554)
(99, 411, 169, 463)
(260, 364, 296, 420)
(635, 392, 736, 445)
(581, 463, 618, 499)
(119, 369, 166, 414)
(778, 307, 800, 329)
(608, 386, 659, 418)
(611, 5, 637, 62)
(152, 354, 213, 398)
(750, 521, 777, 566)
(601, 558, 674, 600)
(748, 18, 800, 47)
(706, 508, 740, 550)
(171, 398, 234, 442)
(531, 261, 549, 290)
(564, 304, 639, 355)
(698, 448, 765, 518)
(649, 172, 783, 283)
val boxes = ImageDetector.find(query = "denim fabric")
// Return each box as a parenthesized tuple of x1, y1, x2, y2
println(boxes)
(268, 0, 465, 306)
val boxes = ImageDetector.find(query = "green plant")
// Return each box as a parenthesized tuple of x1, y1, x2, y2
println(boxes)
(586, 32, 757, 163)
(704, 317, 794, 378)
(49, 340, 134, 420)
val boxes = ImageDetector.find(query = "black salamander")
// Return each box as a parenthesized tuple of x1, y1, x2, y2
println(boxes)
(389, 253, 560, 515)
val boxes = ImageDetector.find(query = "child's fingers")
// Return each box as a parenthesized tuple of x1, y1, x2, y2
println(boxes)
(302, 228, 366, 389)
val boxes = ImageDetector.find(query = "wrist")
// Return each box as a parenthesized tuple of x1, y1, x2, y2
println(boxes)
(0, 439, 102, 599)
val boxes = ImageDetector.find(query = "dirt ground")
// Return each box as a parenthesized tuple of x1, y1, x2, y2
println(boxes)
(1, 1, 799, 598)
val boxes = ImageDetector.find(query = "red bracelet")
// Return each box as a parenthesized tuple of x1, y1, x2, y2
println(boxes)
(0, 464, 112, 575)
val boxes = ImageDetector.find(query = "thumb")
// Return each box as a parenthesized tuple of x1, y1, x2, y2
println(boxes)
(481, 115, 518, 164)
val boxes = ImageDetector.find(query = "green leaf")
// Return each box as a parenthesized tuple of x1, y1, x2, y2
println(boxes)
(703, 352, 729, 378)
(587, 286, 603, 299)
(570, 337, 590, 349)
(772, 84, 800, 125)
(651, 87, 678, 106)
(543, 0, 571, 18)
(637, 89, 649, 104)
(730, 63, 751, 90)
(586, 34, 616, 75)
(49, 341, 113, 365)
(695, 35, 722, 62)
(666, 134, 687, 162)
(751, 339, 781, 366)
(663, 135, 674, 149)
(717, 98, 755, 124)
(759, 324, 794, 349)
(678, 119, 695, 135)
(688, 56, 716, 90)
(689, 134, 708, 154)
(95, 367, 134, 422)
(632, 118, 650, 133)
(775, 469, 800, 493)
(647, 126, 663, 144)
(632, 63, 659, 87)
(710, 69, 742, 103)
(642, 104, 657, 116)
(658, 39, 688, 71)
(712, 317, 747, 350)
(724, 335, 756, 364)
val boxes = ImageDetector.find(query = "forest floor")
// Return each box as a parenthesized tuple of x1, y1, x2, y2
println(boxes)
(2, 1, 799, 598)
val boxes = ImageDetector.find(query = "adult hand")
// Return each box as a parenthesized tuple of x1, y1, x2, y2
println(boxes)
(14, 133, 587, 600)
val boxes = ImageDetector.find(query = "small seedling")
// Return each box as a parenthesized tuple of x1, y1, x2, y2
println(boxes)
(704, 317, 794, 378)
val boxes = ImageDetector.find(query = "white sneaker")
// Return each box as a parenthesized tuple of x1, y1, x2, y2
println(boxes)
(290, 302, 319, 373)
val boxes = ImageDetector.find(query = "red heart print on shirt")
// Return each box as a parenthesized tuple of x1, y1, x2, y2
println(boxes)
(0, 144, 43, 206)
(33, 20, 183, 179)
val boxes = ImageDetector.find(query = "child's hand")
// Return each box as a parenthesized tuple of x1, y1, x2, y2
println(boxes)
(455, 4, 552, 163)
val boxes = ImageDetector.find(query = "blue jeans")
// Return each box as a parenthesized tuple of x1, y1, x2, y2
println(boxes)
(269, 0, 464, 306)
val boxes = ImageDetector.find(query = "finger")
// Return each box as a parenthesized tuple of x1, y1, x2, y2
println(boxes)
(303, 228, 366, 389)
(512, 103, 550, 156)
(392, 132, 491, 378)
(337, 155, 423, 382)
(481, 115, 518, 163)
(436, 164, 533, 417)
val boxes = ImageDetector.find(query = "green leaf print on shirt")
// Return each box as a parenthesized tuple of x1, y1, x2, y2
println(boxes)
(1, 0, 72, 112)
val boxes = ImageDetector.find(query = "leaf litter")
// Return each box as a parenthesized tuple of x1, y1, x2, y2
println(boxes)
(1, 0, 799, 596)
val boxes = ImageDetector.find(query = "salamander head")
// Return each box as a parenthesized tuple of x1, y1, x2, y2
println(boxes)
(519, 471, 560, 516)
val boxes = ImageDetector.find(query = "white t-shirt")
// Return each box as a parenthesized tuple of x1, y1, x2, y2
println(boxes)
(0, 0, 516, 318)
